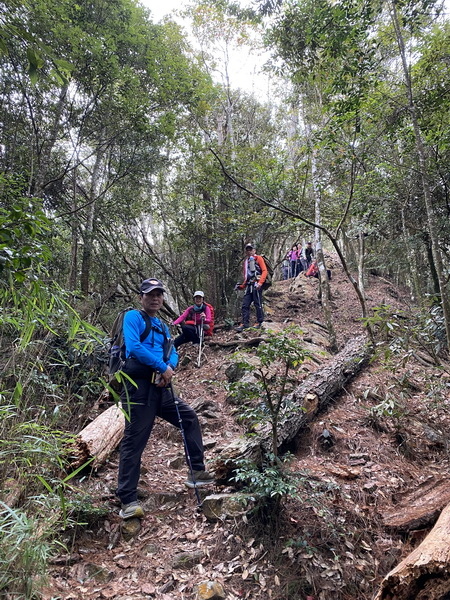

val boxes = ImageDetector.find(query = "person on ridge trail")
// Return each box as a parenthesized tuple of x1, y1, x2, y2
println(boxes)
(235, 243, 268, 332)
(305, 241, 314, 267)
(172, 291, 212, 349)
(288, 244, 299, 278)
(116, 278, 214, 520)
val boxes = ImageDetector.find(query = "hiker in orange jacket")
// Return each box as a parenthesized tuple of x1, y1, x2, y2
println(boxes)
(235, 243, 267, 331)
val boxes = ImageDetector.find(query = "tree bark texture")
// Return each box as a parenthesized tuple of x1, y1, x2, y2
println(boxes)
(375, 502, 450, 600)
(389, 1, 450, 349)
(383, 479, 450, 533)
(215, 334, 372, 480)
(71, 404, 124, 469)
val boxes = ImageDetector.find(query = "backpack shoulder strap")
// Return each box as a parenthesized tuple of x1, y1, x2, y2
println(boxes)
(138, 310, 153, 342)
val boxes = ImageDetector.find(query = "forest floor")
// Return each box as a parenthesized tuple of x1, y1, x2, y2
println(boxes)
(42, 254, 450, 600)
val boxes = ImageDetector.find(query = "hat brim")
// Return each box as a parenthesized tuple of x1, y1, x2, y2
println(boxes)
(141, 285, 165, 294)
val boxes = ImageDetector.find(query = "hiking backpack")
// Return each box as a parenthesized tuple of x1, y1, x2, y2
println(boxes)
(107, 308, 152, 389)
(204, 302, 215, 336)
(256, 254, 274, 290)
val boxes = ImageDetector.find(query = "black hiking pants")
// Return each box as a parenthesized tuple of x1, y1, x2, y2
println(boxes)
(116, 379, 205, 505)
(242, 284, 264, 327)
(174, 324, 200, 349)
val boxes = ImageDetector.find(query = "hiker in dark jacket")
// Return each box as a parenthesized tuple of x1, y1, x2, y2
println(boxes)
(116, 278, 214, 520)
(235, 243, 267, 331)
(172, 291, 212, 349)
(305, 241, 314, 266)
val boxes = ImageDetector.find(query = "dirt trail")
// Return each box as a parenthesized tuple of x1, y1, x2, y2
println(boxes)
(44, 256, 450, 600)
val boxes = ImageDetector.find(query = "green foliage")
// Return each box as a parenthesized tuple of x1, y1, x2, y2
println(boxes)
(364, 302, 447, 366)
(0, 177, 51, 283)
(368, 392, 406, 421)
(232, 455, 300, 502)
(0, 502, 58, 599)
(228, 327, 309, 458)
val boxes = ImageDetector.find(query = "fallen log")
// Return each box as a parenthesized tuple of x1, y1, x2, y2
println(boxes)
(207, 337, 264, 349)
(383, 479, 450, 533)
(375, 502, 450, 600)
(215, 334, 372, 480)
(71, 404, 125, 469)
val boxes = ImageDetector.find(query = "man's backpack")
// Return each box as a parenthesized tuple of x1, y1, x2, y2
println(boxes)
(256, 254, 274, 290)
(108, 308, 152, 390)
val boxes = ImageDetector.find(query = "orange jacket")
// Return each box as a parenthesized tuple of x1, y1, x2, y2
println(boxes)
(238, 254, 268, 289)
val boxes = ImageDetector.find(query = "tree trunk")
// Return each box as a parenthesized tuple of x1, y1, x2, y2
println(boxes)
(80, 147, 104, 295)
(383, 478, 450, 533)
(215, 334, 372, 480)
(70, 404, 124, 469)
(390, 1, 450, 350)
(68, 166, 79, 290)
(34, 84, 68, 196)
(357, 231, 366, 300)
(306, 114, 338, 353)
(375, 502, 450, 600)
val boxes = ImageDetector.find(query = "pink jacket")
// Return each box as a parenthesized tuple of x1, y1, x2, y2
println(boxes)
(173, 304, 212, 326)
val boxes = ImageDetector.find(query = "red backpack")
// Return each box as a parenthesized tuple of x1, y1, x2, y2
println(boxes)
(204, 302, 214, 337)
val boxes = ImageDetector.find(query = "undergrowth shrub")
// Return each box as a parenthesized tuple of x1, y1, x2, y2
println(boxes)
(0, 185, 109, 596)
(227, 327, 309, 458)
(364, 302, 448, 365)
(0, 502, 58, 599)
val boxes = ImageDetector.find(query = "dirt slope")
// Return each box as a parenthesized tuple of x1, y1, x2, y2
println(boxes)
(43, 256, 450, 600)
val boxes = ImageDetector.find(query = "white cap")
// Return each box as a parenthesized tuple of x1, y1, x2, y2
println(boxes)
(193, 290, 204, 298)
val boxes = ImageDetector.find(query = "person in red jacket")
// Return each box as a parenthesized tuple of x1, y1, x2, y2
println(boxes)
(235, 243, 268, 331)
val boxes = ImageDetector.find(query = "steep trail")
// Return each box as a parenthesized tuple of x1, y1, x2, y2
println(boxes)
(43, 256, 450, 600)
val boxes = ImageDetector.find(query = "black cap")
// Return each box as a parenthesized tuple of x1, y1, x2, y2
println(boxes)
(140, 278, 165, 294)
(245, 243, 254, 250)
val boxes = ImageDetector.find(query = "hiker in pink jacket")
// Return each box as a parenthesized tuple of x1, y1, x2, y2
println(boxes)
(288, 244, 299, 278)
(172, 291, 212, 349)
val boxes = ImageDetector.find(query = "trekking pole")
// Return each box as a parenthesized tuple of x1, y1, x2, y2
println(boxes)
(168, 382, 203, 509)
(196, 316, 204, 368)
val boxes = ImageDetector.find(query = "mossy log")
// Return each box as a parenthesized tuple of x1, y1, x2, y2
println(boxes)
(215, 334, 372, 480)
(375, 502, 450, 600)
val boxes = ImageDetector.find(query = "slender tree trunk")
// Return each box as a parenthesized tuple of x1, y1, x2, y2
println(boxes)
(308, 123, 338, 353)
(34, 84, 68, 195)
(68, 166, 79, 290)
(357, 231, 366, 301)
(80, 148, 103, 295)
(390, 1, 450, 350)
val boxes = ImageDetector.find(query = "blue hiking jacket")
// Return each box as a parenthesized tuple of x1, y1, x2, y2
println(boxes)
(123, 310, 178, 373)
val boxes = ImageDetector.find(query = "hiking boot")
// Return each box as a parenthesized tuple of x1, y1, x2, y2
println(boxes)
(235, 325, 249, 332)
(253, 323, 263, 329)
(185, 470, 215, 489)
(119, 501, 144, 520)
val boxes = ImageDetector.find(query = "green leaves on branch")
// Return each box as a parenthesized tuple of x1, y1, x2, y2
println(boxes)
(228, 327, 309, 458)
(0, 180, 51, 283)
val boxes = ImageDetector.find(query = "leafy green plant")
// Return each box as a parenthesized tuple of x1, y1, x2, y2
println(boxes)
(361, 304, 399, 342)
(228, 327, 309, 458)
(232, 455, 299, 501)
(363, 303, 448, 368)
(0, 502, 59, 599)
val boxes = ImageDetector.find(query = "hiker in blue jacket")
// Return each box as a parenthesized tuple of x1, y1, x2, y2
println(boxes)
(116, 278, 214, 520)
